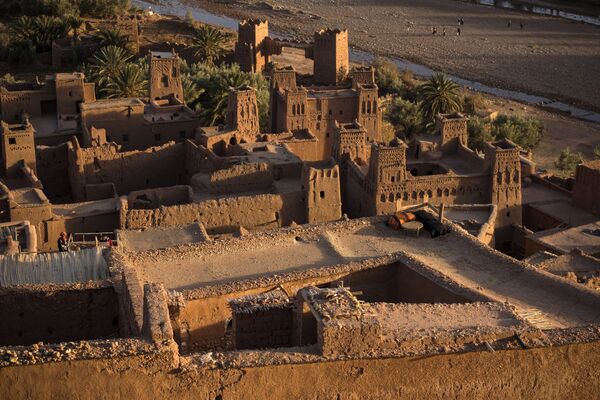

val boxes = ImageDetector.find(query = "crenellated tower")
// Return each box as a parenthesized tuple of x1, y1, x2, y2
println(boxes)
(302, 160, 342, 224)
(313, 29, 349, 85)
(235, 19, 270, 73)
(225, 85, 261, 139)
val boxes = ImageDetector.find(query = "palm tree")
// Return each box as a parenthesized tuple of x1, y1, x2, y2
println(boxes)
(417, 74, 462, 127)
(190, 25, 231, 66)
(12, 15, 70, 52)
(182, 74, 204, 110)
(88, 45, 133, 87)
(103, 64, 147, 99)
(95, 28, 130, 51)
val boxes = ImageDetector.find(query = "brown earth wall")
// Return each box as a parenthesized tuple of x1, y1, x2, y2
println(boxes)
(2, 340, 600, 399)
(124, 191, 305, 233)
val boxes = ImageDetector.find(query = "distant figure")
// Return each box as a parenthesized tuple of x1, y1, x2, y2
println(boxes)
(520, 22, 524, 29)
(508, 19, 512, 28)
(460, 17, 465, 25)
(101, 236, 113, 247)
(432, 26, 437, 35)
(58, 232, 69, 252)
(443, 27, 446, 36)
(457, 27, 461, 36)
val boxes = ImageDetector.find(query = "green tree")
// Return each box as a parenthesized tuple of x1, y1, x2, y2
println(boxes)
(12, 15, 71, 52)
(490, 114, 543, 150)
(95, 28, 129, 51)
(372, 57, 403, 97)
(190, 25, 231, 66)
(386, 97, 423, 138)
(87, 45, 133, 88)
(103, 63, 147, 98)
(555, 147, 582, 177)
(417, 74, 462, 127)
(186, 63, 269, 129)
(467, 117, 494, 151)
(182, 74, 205, 111)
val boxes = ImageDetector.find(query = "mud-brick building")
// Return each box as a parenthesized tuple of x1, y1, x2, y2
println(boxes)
(334, 113, 523, 249)
(269, 67, 381, 160)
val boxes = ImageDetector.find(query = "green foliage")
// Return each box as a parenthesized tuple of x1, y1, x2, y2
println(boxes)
(103, 63, 147, 98)
(95, 28, 130, 51)
(386, 97, 423, 138)
(11, 15, 71, 52)
(467, 114, 543, 152)
(7, 40, 37, 65)
(181, 75, 205, 111)
(0, 0, 130, 18)
(86, 45, 133, 90)
(466, 117, 494, 151)
(593, 145, 600, 160)
(417, 74, 462, 127)
(185, 63, 269, 129)
(490, 114, 543, 150)
(190, 25, 232, 66)
(372, 57, 416, 99)
(555, 147, 582, 177)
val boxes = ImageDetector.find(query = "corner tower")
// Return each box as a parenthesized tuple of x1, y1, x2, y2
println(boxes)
(235, 19, 270, 73)
(313, 29, 349, 85)
(148, 51, 184, 102)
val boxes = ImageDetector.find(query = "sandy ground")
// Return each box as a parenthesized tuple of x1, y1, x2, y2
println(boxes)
(188, 0, 600, 112)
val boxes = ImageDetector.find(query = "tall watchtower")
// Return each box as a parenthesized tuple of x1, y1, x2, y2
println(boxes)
(225, 85, 260, 139)
(148, 51, 184, 102)
(485, 139, 523, 250)
(356, 83, 381, 143)
(235, 19, 270, 73)
(313, 29, 349, 85)
(1, 119, 36, 178)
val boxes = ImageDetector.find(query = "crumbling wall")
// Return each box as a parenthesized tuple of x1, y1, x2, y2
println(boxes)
(36, 143, 71, 202)
(124, 191, 304, 233)
(209, 163, 273, 194)
(128, 186, 193, 209)
(0, 284, 119, 346)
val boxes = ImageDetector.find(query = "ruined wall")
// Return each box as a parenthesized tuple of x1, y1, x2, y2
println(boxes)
(124, 191, 305, 233)
(209, 163, 273, 195)
(128, 186, 192, 209)
(36, 143, 71, 202)
(233, 307, 293, 350)
(0, 285, 119, 346)
(3, 339, 600, 399)
(69, 142, 187, 201)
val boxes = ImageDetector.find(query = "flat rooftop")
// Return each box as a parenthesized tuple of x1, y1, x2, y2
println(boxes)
(53, 197, 119, 218)
(123, 217, 600, 329)
(237, 142, 302, 166)
(80, 98, 144, 111)
(532, 220, 600, 255)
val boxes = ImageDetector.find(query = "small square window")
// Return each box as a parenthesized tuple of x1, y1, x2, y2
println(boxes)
(179, 131, 186, 139)
(320, 191, 325, 199)
(339, 110, 343, 115)
(8, 138, 16, 145)
(122, 134, 129, 142)
(329, 110, 332, 115)
(155, 134, 161, 141)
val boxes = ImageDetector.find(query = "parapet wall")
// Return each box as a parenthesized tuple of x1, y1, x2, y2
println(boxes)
(123, 191, 304, 233)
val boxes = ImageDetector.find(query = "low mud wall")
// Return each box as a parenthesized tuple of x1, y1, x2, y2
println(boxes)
(2, 338, 600, 399)
(0, 284, 119, 346)
(124, 191, 304, 233)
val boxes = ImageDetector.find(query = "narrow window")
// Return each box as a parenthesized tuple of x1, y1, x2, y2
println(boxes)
(320, 191, 325, 199)
(8, 138, 16, 145)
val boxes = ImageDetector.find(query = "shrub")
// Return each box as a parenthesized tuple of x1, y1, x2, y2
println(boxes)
(372, 57, 403, 97)
(555, 147, 582, 177)
(467, 117, 494, 151)
(490, 114, 543, 150)
(386, 97, 423, 138)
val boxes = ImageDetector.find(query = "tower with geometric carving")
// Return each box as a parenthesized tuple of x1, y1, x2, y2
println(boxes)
(436, 112, 468, 153)
(148, 51, 184, 102)
(225, 86, 260, 139)
(367, 141, 408, 215)
(485, 139, 522, 250)
(0, 118, 36, 178)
